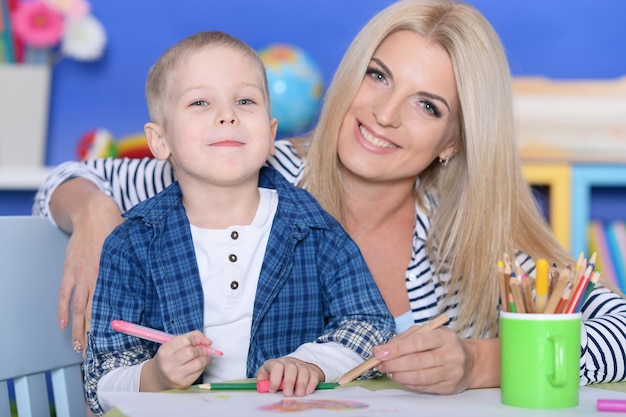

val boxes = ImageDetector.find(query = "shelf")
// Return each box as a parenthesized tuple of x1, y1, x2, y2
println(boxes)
(521, 159, 626, 261)
(0, 167, 54, 190)
(571, 165, 626, 256)
(522, 163, 571, 251)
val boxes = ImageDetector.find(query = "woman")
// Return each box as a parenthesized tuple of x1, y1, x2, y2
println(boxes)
(35, 0, 626, 393)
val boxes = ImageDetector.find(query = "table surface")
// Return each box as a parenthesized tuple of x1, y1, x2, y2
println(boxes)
(102, 377, 626, 417)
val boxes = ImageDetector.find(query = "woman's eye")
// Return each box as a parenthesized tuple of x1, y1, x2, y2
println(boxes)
(420, 100, 441, 118)
(365, 67, 387, 84)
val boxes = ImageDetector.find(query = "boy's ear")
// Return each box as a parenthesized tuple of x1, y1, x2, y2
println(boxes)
(144, 122, 169, 160)
(269, 118, 278, 155)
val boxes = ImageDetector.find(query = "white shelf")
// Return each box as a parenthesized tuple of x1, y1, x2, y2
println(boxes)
(0, 167, 54, 190)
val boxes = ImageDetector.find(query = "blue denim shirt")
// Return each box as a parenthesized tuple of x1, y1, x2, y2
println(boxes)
(84, 166, 395, 415)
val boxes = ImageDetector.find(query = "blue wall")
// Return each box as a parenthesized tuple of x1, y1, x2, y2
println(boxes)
(3, 0, 626, 215)
(45, 0, 626, 167)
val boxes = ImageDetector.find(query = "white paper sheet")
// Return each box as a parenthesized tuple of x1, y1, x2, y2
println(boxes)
(100, 385, 626, 417)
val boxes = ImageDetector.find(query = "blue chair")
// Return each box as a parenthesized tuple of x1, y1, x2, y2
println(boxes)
(0, 216, 86, 417)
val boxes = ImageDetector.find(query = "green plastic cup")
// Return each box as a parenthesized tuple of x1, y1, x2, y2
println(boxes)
(500, 312, 581, 409)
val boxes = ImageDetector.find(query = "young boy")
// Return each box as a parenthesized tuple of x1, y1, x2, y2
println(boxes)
(83, 31, 395, 416)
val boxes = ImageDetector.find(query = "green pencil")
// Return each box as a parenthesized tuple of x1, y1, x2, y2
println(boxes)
(196, 381, 336, 392)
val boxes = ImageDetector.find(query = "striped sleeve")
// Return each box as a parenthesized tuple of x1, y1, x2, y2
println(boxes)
(579, 285, 626, 384)
(265, 139, 304, 186)
(33, 158, 175, 226)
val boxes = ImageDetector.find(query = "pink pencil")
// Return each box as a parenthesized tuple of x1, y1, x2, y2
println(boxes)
(598, 399, 626, 412)
(111, 320, 223, 356)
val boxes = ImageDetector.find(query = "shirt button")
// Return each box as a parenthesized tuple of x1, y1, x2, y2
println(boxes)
(231, 231, 239, 240)
(229, 254, 237, 262)
(408, 274, 418, 282)
(230, 281, 239, 290)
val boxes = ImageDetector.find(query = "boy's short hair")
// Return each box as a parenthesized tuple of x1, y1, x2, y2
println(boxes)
(145, 31, 270, 125)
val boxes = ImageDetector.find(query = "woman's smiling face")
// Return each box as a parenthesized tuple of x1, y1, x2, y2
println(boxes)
(337, 30, 459, 185)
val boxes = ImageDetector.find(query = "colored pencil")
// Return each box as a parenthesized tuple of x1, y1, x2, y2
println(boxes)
(543, 266, 571, 314)
(498, 260, 508, 312)
(554, 288, 572, 314)
(564, 265, 593, 314)
(549, 264, 560, 298)
(0, 0, 15, 62)
(110, 320, 223, 356)
(503, 254, 512, 307)
(588, 252, 597, 271)
(6, 0, 21, 62)
(508, 292, 517, 313)
(196, 381, 336, 392)
(514, 262, 534, 313)
(521, 276, 535, 314)
(509, 275, 526, 314)
(597, 399, 626, 412)
(534, 258, 550, 313)
(570, 253, 587, 297)
(579, 271, 601, 310)
(337, 313, 449, 385)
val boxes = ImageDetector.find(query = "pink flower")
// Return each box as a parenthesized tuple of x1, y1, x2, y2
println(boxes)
(12, 1, 65, 48)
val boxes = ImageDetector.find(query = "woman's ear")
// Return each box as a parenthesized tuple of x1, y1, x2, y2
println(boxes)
(438, 141, 459, 162)
(144, 122, 169, 160)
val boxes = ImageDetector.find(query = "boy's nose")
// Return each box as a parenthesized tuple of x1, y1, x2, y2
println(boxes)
(219, 118, 235, 125)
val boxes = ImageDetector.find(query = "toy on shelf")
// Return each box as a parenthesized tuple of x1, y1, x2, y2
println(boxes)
(258, 44, 324, 138)
(76, 129, 153, 161)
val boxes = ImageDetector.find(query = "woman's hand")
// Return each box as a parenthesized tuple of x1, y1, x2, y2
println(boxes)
(256, 357, 325, 397)
(372, 327, 500, 394)
(51, 178, 124, 353)
(141, 331, 213, 392)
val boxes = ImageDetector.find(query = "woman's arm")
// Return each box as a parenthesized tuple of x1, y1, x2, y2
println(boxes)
(33, 157, 175, 352)
(579, 285, 626, 384)
(52, 177, 124, 352)
(34, 158, 176, 226)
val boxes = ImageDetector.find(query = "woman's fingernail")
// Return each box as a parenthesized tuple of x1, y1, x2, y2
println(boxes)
(59, 319, 66, 330)
(72, 340, 83, 353)
(376, 349, 390, 359)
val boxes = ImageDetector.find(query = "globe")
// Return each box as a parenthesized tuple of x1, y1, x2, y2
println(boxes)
(258, 44, 324, 137)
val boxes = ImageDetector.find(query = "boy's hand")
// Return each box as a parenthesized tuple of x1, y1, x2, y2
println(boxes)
(256, 357, 324, 397)
(141, 331, 213, 391)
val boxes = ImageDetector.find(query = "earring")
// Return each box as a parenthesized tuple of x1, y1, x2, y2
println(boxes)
(438, 156, 450, 167)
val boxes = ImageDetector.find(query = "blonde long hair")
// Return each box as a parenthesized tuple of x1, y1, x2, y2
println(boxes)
(299, 0, 574, 336)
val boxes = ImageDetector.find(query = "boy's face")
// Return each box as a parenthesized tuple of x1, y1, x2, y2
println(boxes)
(146, 45, 278, 188)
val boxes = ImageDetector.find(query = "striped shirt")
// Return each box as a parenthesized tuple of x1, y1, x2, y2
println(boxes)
(34, 139, 626, 385)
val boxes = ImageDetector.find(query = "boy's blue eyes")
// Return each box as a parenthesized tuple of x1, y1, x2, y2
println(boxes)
(190, 99, 255, 106)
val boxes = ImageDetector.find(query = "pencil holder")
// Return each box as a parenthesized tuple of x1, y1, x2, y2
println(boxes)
(500, 312, 581, 409)
(0, 64, 51, 168)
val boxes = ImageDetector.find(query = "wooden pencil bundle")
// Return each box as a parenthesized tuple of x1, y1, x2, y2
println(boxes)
(497, 252, 599, 315)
